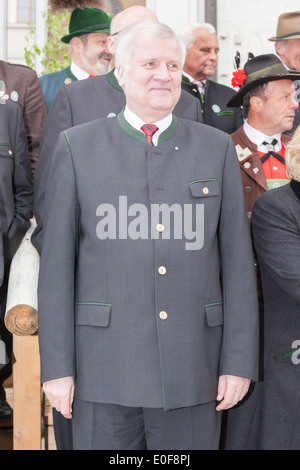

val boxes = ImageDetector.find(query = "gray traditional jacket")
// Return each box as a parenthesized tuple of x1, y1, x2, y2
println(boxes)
(38, 112, 259, 411)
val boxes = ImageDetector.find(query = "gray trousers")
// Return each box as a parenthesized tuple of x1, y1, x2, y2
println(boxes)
(72, 399, 222, 450)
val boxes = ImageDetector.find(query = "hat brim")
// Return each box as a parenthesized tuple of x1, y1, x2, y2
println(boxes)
(269, 33, 300, 41)
(61, 27, 110, 43)
(227, 73, 300, 107)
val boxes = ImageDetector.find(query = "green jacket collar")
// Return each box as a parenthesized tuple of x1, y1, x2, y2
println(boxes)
(181, 74, 209, 89)
(117, 110, 178, 146)
(106, 69, 124, 93)
(65, 65, 78, 82)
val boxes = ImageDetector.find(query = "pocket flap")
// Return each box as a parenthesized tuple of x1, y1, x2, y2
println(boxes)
(205, 302, 223, 327)
(0, 144, 13, 159)
(75, 302, 111, 327)
(189, 180, 220, 197)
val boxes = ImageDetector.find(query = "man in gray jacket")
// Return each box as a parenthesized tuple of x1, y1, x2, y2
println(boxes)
(38, 21, 259, 450)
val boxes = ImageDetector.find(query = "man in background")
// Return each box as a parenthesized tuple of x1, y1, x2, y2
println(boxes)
(269, 11, 300, 135)
(0, 61, 47, 173)
(0, 60, 46, 423)
(179, 22, 243, 133)
(226, 54, 299, 221)
(0, 101, 33, 425)
(39, 7, 112, 111)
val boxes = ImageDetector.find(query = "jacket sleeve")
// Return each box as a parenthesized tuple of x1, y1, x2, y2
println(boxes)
(32, 86, 73, 254)
(252, 189, 300, 303)
(22, 68, 47, 174)
(6, 105, 33, 262)
(38, 130, 79, 383)
(218, 135, 259, 381)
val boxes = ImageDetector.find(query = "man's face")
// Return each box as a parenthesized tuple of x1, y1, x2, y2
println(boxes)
(79, 32, 112, 75)
(258, 80, 298, 134)
(183, 28, 219, 80)
(118, 35, 182, 122)
(277, 38, 300, 71)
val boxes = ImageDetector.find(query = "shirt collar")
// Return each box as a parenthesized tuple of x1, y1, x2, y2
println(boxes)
(243, 119, 282, 152)
(123, 105, 172, 146)
(182, 71, 206, 85)
(70, 62, 90, 80)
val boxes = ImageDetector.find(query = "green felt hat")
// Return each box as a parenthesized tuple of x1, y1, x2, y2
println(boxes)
(61, 7, 111, 44)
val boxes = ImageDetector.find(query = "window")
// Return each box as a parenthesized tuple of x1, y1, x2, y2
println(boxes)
(17, 0, 35, 23)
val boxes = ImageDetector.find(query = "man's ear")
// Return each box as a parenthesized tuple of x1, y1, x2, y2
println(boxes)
(70, 36, 82, 54)
(249, 95, 263, 112)
(117, 66, 125, 89)
(107, 36, 115, 54)
(275, 40, 286, 59)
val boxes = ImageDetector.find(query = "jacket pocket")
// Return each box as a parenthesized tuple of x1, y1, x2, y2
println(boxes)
(189, 179, 220, 198)
(0, 144, 14, 159)
(75, 302, 112, 327)
(205, 302, 223, 327)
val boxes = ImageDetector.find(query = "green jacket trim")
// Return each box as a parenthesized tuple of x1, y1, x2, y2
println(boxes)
(75, 302, 112, 306)
(189, 178, 217, 185)
(273, 350, 296, 361)
(106, 68, 124, 93)
(217, 110, 234, 116)
(205, 301, 223, 307)
(65, 65, 78, 82)
(117, 110, 178, 146)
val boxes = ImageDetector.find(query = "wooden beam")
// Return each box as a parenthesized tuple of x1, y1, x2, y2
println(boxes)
(13, 334, 41, 450)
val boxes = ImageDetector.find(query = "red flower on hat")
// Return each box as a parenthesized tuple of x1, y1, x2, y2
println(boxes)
(231, 69, 247, 88)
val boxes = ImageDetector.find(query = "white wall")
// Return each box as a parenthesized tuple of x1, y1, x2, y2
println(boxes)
(146, 0, 205, 32)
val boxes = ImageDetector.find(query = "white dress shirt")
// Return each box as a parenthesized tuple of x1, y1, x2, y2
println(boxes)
(70, 62, 90, 81)
(243, 119, 282, 153)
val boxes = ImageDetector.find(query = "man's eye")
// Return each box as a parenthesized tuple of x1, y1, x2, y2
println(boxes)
(167, 63, 179, 71)
(144, 62, 157, 68)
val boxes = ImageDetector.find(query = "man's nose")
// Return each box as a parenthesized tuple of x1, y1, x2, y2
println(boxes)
(154, 63, 172, 81)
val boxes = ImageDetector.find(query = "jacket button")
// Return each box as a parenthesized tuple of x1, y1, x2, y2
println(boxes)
(158, 266, 167, 275)
(159, 311, 168, 320)
(203, 187, 209, 195)
(245, 186, 252, 193)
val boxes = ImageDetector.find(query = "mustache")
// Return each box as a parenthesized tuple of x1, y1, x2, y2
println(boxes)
(99, 52, 113, 60)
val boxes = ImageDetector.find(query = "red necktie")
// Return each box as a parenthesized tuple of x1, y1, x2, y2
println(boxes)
(141, 124, 158, 146)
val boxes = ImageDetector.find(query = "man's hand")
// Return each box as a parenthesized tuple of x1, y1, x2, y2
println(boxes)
(43, 376, 75, 419)
(216, 374, 250, 411)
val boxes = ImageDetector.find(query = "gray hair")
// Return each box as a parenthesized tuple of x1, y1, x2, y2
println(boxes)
(285, 125, 300, 181)
(115, 21, 186, 71)
(178, 22, 216, 50)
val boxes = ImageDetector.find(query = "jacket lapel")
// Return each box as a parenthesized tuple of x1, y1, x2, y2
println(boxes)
(234, 127, 268, 191)
(290, 179, 300, 200)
